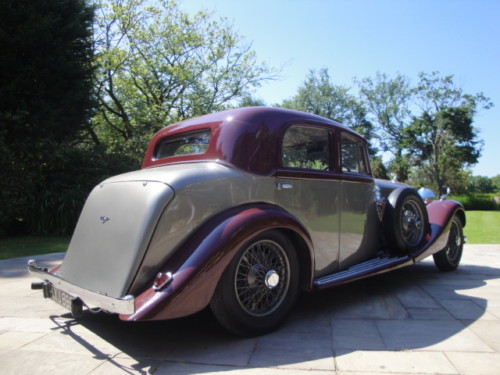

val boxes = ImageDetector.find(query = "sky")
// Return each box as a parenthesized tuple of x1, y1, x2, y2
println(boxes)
(181, 0, 499, 177)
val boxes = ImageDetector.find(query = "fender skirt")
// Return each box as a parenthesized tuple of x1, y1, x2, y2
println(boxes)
(120, 203, 312, 322)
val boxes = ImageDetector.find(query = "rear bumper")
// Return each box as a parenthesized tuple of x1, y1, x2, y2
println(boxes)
(28, 260, 135, 315)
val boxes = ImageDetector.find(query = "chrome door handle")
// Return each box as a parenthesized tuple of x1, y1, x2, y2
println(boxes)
(277, 183, 293, 190)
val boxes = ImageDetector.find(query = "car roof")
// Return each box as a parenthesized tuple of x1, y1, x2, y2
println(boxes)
(142, 106, 365, 175)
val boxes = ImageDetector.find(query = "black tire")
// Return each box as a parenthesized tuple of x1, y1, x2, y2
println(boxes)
(433, 215, 464, 271)
(385, 188, 429, 255)
(210, 230, 300, 337)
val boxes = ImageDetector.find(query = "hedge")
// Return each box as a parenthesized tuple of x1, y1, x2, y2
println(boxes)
(449, 194, 500, 211)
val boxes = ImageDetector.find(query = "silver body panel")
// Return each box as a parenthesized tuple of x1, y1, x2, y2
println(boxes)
(338, 179, 380, 270)
(275, 176, 381, 277)
(276, 177, 341, 277)
(55, 163, 399, 299)
(59, 162, 275, 298)
(59, 180, 174, 298)
(126, 163, 276, 295)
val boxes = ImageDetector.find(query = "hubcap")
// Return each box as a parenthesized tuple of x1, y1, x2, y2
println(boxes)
(400, 199, 425, 247)
(265, 270, 280, 288)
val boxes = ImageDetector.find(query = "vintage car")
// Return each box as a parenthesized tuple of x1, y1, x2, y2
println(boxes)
(29, 107, 465, 336)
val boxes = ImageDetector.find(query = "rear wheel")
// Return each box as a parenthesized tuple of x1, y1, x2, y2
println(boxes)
(433, 216, 464, 271)
(210, 230, 299, 337)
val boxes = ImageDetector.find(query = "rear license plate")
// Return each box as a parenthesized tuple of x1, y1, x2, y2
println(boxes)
(50, 286, 74, 311)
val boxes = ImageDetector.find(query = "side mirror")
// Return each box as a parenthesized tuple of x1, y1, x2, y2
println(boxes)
(440, 186, 451, 200)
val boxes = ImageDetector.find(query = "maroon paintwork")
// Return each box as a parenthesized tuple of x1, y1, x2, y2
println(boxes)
(142, 106, 367, 175)
(414, 199, 466, 262)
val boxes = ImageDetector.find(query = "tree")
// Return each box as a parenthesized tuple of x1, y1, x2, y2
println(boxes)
(0, 0, 95, 148)
(403, 108, 480, 192)
(469, 176, 496, 194)
(356, 72, 413, 180)
(238, 95, 267, 107)
(91, 0, 276, 161)
(403, 72, 492, 192)
(357, 71, 492, 186)
(370, 156, 389, 180)
(281, 68, 375, 154)
(0, 0, 95, 235)
(491, 175, 500, 193)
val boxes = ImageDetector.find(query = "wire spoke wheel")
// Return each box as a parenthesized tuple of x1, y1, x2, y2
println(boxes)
(210, 230, 299, 336)
(235, 240, 290, 317)
(433, 216, 464, 271)
(445, 219, 463, 262)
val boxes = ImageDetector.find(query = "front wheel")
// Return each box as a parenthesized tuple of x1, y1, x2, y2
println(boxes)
(433, 216, 464, 271)
(210, 230, 299, 337)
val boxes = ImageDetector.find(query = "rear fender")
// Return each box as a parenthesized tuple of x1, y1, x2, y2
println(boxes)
(121, 203, 312, 321)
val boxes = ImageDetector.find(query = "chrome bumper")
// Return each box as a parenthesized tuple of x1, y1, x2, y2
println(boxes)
(28, 260, 135, 315)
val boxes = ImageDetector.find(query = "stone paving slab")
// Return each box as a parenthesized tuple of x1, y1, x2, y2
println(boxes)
(0, 244, 499, 374)
(335, 350, 458, 374)
(446, 352, 500, 375)
(0, 350, 105, 375)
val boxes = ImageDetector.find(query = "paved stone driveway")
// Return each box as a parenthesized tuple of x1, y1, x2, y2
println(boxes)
(0, 244, 499, 375)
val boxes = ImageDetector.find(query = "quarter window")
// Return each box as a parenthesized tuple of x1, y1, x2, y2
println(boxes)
(282, 125, 330, 171)
(341, 133, 369, 175)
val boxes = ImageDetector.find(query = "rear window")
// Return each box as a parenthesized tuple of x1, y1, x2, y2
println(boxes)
(154, 129, 211, 159)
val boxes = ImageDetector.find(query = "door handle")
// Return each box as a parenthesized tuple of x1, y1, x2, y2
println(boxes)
(277, 183, 293, 190)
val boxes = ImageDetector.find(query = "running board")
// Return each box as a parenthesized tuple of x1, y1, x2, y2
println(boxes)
(313, 255, 414, 289)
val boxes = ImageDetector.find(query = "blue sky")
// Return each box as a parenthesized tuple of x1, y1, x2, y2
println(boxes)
(182, 0, 499, 177)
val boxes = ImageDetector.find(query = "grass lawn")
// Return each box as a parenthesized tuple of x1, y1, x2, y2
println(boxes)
(463, 211, 500, 244)
(0, 236, 70, 261)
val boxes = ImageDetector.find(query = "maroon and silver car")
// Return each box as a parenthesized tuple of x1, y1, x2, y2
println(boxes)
(29, 107, 465, 336)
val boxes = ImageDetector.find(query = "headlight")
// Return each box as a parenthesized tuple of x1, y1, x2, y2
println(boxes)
(418, 187, 435, 203)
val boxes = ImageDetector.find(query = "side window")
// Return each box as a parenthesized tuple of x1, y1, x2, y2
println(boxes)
(341, 133, 369, 175)
(282, 125, 330, 171)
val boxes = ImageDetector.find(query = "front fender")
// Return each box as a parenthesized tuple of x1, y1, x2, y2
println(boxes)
(120, 203, 312, 321)
(413, 199, 465, 262)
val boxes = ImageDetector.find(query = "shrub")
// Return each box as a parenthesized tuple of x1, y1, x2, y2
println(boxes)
(449, 194, 500, 211)
(1, 145, 138, 237)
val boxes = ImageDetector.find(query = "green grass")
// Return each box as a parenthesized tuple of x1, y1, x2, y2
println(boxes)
(0, 236, 70, 260)
(463, 211, 500, 244)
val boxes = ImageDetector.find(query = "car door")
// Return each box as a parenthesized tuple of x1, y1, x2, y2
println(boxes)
(275, 124, 341, 278)
(338, 132, 380, 270)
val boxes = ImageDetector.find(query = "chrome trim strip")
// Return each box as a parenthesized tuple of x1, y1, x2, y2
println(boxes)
(28, 260, 135, 315)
